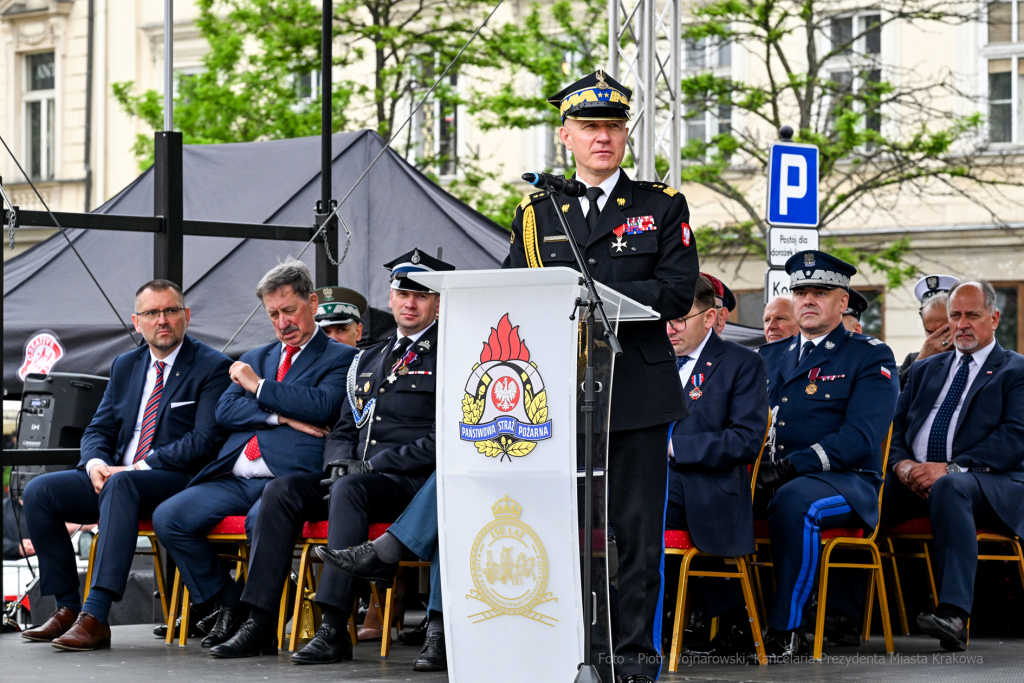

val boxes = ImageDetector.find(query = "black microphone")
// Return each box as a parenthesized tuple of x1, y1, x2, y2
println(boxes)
(522, 172, 588, 198)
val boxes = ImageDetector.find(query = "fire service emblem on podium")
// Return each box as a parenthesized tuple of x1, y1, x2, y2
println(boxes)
(467, 496, 557, 625)
(459, 314, 552, 460)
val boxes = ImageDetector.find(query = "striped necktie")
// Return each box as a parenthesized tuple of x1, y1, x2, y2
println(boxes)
(133, 360, 166, 463)
(244, 344, 300, 461)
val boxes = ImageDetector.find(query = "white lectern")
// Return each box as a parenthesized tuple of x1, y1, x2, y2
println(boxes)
(410, 267, 658, 683)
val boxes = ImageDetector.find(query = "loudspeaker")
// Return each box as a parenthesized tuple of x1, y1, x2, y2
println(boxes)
(11, 372, 109, 498)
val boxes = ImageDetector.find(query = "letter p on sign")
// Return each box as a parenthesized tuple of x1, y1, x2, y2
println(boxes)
(767, 142, 819, 227)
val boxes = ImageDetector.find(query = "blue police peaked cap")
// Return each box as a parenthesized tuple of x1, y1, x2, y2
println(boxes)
(843, 289, 869, 319)
(785, 250, 856, 291)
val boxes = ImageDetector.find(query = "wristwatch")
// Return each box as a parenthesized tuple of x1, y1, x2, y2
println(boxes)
(945, 462, 962, 474)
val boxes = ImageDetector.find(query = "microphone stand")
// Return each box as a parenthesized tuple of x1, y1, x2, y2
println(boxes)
(539, 189, 621, 683)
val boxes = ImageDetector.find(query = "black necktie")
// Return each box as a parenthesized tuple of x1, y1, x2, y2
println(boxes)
(585, 187, 604, 238)
(800, 340, 815, 362)
(389, 337, 413, 366)
(926, 354, 973, 462)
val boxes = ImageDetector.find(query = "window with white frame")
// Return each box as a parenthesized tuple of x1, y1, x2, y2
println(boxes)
(294, 69, 320, 102)
(982, 2, 1023, 144)
(411, 63, 459, 177)
(682, 36, 732, 147)
(824, 13, 883, 138)
(23, 51, 56, 181)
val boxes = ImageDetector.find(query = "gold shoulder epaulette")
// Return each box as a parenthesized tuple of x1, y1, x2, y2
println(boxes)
(518, 191, 547, 211)
(635, 180, 679, 197)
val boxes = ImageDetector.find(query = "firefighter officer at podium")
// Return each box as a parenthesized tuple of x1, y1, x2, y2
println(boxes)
(504, 70, 700, 683)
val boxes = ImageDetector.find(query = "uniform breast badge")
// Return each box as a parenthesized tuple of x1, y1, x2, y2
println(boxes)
(388, 347, 419, 384)
(611, 229, 627, 252)
(689, 373, 704, 400)
(805, 367, 821, 395)
(467, 496, 557, 626)
(824, 341, 835, 350)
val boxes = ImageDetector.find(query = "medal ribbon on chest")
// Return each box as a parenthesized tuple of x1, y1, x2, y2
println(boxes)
(689, 373, 705, 400)
(805, 367, 821, 395)
(387, 349, 418, 384)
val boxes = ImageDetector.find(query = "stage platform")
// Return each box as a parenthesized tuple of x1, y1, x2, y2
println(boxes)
(2, 625, 1022, 682)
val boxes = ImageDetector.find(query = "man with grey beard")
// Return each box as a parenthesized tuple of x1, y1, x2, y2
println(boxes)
(883, 280, 1024, 651)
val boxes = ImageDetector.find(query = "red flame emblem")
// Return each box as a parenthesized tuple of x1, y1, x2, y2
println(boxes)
(479, 314, 531, 364)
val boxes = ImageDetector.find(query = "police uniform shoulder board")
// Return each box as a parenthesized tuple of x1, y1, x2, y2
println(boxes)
(633, 180, 679, 197)
(520, 191, 548, 269)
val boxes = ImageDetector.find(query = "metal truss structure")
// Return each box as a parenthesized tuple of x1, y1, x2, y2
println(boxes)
(608, 0, 682, 188)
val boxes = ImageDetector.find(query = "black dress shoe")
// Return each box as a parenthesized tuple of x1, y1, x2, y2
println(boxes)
(197, 609, 220, 636)
(683, 623, 754, 658)
(208, 619, 278, 658)
(153, 608, 215, 639)
(316, 542, 398, 588)
(201, 604, 249, 649)
(621, 676, 655, 683)
(822, 611, 861, 646)
(758, 628, 803, 664)
(290, 624, 353, 665)
(413, 630, 447, 671)
(917, 612, 968, 652)
(398, 615, 428, 646)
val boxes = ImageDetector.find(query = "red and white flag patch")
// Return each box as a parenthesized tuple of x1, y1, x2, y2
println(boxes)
(880, 367, 891, 379)
(681, 222, 692, 247)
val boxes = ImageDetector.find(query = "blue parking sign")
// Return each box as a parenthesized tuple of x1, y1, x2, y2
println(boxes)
(766, 142, 819, 227)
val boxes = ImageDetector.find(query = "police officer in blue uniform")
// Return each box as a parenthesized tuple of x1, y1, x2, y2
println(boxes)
(755, 250, 899, 661)
(504, 70, 700, 683)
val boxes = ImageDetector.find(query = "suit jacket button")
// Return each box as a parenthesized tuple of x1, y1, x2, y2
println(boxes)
(782, 397, 788, 403)
(379, 387, 386, 394)
(370, 439, 377, 446)
(551, 253, 557, 258)
(825, 394, 830, 399)
(779, 421, 785, 427)
(588, 258, 597, 265)
(779, 445, 785, 450)
(375, 416, 382, 422)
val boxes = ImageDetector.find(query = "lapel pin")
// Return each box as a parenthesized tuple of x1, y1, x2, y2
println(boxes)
(986, 371, 992, 374)
(616, 197, 625, 206)
(176, 371, 180, 376)
(825, 341, 835, 349)
(706, 362, 712, 366)
(561, 203, 570, 213)
(788, 343, 796, 351)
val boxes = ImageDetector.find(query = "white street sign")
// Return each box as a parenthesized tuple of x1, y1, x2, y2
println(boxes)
(767, 227, 820, 268)
(765, 268, 791, 304)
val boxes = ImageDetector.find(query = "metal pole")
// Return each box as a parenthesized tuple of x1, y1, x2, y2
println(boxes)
(164, 0, 173, 131)
(315, 0, 338, 287)
(639, 0, 656, 181)
(669, 0, 680, 189)
(153, 132, 183, 285)
(608, 0, 619, 79)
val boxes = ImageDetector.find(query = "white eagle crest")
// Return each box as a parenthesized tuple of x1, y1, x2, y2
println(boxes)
(493, 377, 519, 412)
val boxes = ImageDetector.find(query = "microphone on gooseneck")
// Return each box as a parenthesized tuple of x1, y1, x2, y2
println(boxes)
(521, 172, 588, 198)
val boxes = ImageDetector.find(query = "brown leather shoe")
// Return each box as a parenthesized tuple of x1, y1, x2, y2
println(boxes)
(22, 607, 79, 642)
(51, 612, 111, 651)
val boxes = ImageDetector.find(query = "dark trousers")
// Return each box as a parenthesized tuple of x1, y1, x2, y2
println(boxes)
(152, 475, 269, 604)
(766, 477, 861, 631)
(23, 468, 190, 601)
(388, 472, 442, 614)
(835, 473, 1008, 617)
(608, 424, 670, 680)
(239, 472, 417, 615)
(665, 471, 745, 619)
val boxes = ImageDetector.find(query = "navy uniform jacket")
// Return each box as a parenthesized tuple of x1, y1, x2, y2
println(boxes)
(78, 335, 233, 475)
(503, 172, 700, 432)
(669, 332, 769, 556)
(323, 324, 438, 495)
(190, 329, 355, 486)
(758, 324, 899, 529)
(890, 343, 1024, 537)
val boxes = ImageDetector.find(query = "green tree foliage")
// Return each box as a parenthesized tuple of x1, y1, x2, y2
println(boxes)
(678, 0, 1023, 285)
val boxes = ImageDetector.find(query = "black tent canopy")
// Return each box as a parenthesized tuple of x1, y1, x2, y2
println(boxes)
(3, 130, 510, 394)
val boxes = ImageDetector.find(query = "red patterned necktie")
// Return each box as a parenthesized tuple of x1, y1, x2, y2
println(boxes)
(244, 344, 300, 461)
(133, 360, 166, 464)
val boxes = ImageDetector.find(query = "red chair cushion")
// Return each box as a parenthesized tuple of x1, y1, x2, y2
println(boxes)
(664, 530, 695, 550)
(821, 528, 864, 539)
(138, 520, 154, 532)
(301, 521, 392, 540)
(208, 516, 247, 535)
(882, 517, 932, 535)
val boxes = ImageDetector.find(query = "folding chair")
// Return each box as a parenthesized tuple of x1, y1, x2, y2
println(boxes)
(83, 520, 169, 622)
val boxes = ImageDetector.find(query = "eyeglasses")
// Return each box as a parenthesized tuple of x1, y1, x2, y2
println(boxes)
(667, 308, 712, 332)
(135, 307, 186, 320)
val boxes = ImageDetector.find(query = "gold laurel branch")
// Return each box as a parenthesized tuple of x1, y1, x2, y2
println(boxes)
(526, 390, 548, 424)
(505, 441, 536, 457)
(475, 440, 504, 458)
(462, 394, 484, 425)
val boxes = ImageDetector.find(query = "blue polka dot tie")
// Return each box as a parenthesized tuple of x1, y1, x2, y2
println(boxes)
(676, 356, 692, 371)
(926, 354, 972, 463)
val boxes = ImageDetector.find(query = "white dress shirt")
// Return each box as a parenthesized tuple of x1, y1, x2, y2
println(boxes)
(910, 340, 996, 464)
(233, 329, 321, 479)
(392, 321, 435, 354)
(85, 342, 183, 476)
(799, 331, 828, 358)
(677, 328, 713, 389)
(577, 168, 621, 216)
